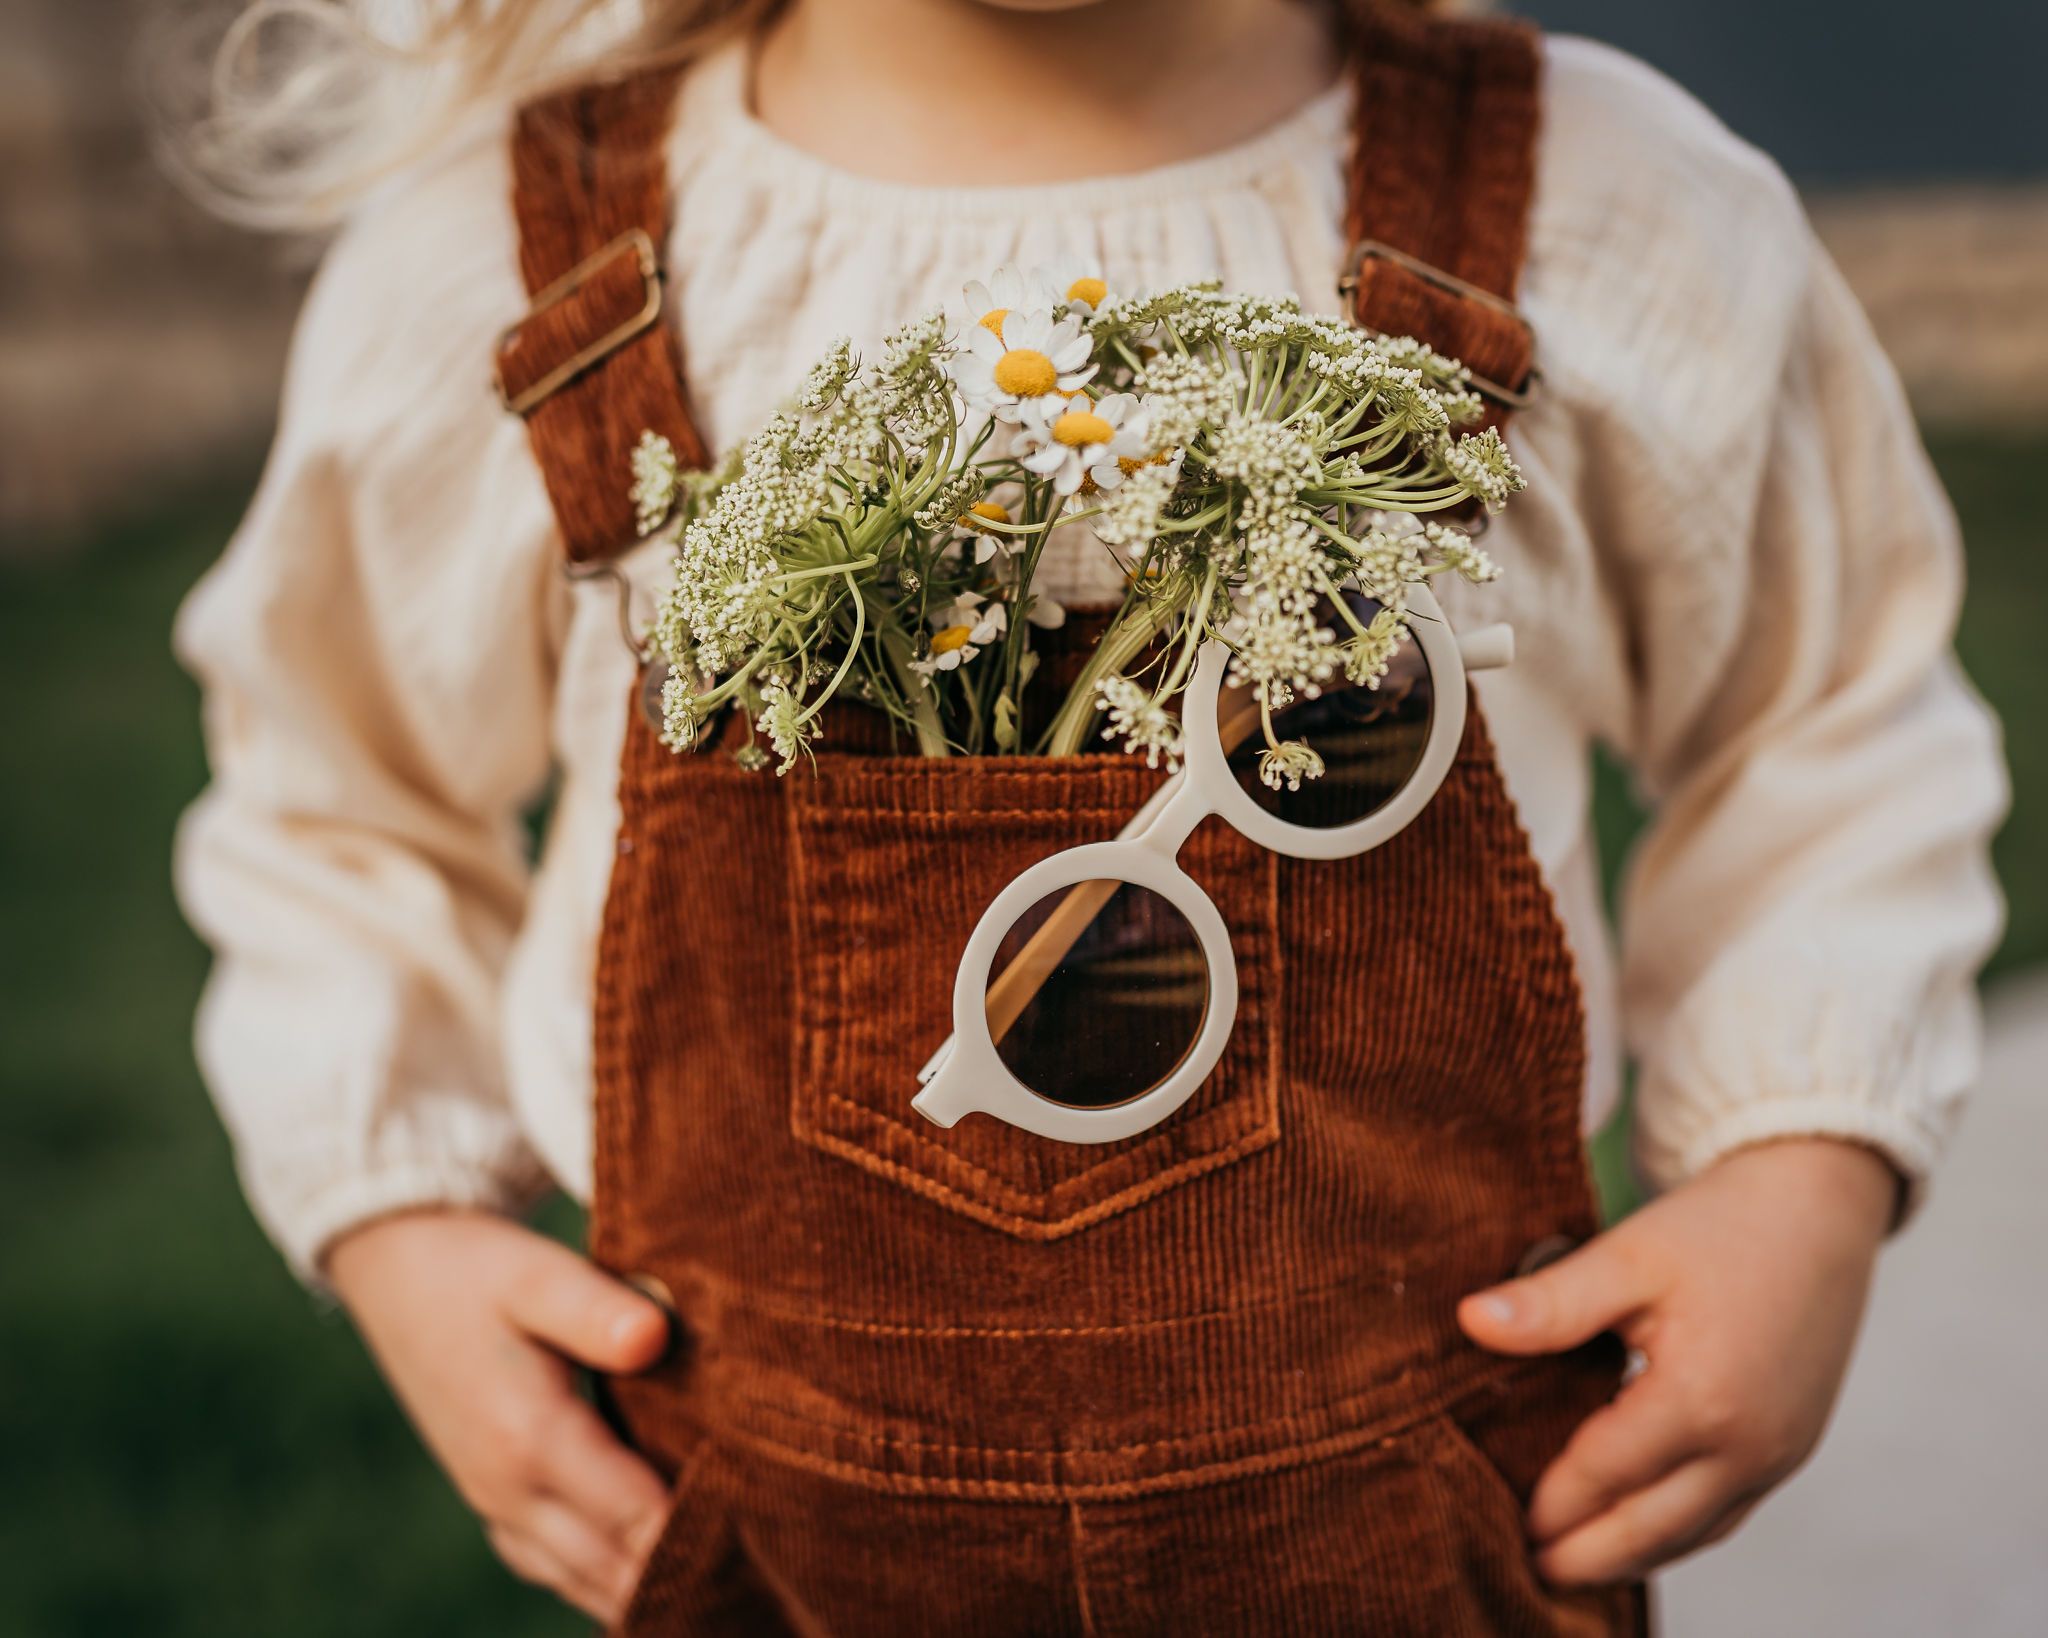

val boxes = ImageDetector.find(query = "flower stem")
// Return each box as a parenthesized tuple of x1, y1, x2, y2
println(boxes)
(879, 623, 951, 756)
(1040, 595, 1183, 758)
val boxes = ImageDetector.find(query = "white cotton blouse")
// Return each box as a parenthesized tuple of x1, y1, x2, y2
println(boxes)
(173, 32, 2009, 1276)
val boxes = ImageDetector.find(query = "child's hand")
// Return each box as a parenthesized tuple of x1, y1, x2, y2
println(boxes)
(1458, 1137, 1898, 1587)
(327, 1209, 674, 1623)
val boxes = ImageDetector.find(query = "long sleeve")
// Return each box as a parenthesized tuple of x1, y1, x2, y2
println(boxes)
(1616, 244, 2008, 1206)
(1519, 70, 2011, 1206)
(173, 125, 567, 1276)
(1508, 40, 2010, 1214)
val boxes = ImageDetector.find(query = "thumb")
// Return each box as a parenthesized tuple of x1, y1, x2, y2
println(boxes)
(1458, 1232, 1651, 1357)
(500, 1235, 674, 1374)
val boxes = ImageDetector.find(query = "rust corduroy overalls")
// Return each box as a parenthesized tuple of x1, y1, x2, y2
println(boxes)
(493, 6, 1644, 1632)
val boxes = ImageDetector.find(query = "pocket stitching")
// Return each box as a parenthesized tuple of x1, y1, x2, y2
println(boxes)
(785, 764, 1283, 1236)
(804, 1085, 1282, 1234)
(790, 855, 1269, 1212)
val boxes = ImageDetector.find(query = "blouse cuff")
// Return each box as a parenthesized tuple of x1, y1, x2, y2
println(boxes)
(1635, 1083, 1948, 1230)
(262, 1144, 553, 1288)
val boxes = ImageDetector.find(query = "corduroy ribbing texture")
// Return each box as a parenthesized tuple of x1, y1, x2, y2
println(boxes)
(590, 681, 1640, 1633)
(506, 4, 1642, 1632)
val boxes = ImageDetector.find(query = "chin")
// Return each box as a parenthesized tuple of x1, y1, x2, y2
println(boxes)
(964, 0, 1117, 12)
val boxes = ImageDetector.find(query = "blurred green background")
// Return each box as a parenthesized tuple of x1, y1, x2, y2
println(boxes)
(2, 434, 2039, 1636)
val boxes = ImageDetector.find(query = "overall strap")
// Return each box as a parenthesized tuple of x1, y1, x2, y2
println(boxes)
(1337, 1, 1543, 421)
(495, 8, 1544, 563)
(497, 67, 709, 563)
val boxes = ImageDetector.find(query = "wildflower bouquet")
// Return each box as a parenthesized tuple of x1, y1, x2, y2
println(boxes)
(632, 265, 1521, 787)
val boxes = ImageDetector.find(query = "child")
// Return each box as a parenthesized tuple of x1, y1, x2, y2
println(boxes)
(174, 0, 2007, 1630)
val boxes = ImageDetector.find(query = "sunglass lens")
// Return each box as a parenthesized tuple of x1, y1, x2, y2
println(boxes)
(1221, 595, 1435, 829)
(985, 880, 1208, 1109)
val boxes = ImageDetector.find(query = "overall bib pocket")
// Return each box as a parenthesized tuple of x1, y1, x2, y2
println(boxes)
(784, 754, 1282, 1238)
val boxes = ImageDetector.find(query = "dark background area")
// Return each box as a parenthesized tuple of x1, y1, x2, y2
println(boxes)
(1526, 0, 2048, 183)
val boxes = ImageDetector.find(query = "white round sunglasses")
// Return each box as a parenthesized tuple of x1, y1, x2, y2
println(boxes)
(911, 582, 1516, 1144)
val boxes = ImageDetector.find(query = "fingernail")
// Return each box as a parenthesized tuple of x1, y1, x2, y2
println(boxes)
(613, 1308, 664, 1355)
(1477, 1291, 1517, 1325)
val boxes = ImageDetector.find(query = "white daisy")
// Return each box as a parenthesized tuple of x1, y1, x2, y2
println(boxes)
(957, 496, 1018, 565)
(953, 309, 1097, 424)
(1017, 391, 1155, 497)
(1024, 591, 1067, 631)
(961, 264, 1058, 344)
(911, 591, 1007, 679)
(1047, 265, 1111, 316)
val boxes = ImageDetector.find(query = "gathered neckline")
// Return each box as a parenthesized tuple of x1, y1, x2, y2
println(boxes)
(676, 33, 1354, 220)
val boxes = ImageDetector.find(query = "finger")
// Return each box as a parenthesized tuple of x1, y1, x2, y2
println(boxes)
(525, 1495, 646, 1622)
(1458, 1232, 1656, 1358)
(1690, 1489, 1766, 1555)
(500, 1239, 672, 1372)
(487, 1520, 616, 1624)
(1535, 1459, 1742, 1587)
(536, 1396, 672, 1551)
(1527, 1375, 1699, 1544)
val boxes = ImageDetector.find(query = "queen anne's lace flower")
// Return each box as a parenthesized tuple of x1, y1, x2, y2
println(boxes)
(631, 431, 681, 537)
(642, 269, 1519, 781)
(659, 665, 706, 753)
(1258, 740, 1325, 792)
(1441, 425, 1525, 508)
(1091, 452, 1184, 553)
(913, 468, 988, 531)
(1421, 519, 1499, 584)
(756, 678, 819, 775)
(1340, 604, 1410, 689)
(1095, 673, 1184, 770)
(799, 336, 857, 410)
(1132, 353, 1238, 447)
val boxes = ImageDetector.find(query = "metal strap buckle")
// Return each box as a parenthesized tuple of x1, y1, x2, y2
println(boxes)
(1337, 237, 1540, 410)
(494, 227, 663, 416)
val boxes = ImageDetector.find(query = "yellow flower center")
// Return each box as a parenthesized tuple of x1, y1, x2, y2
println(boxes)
(930, 625, 975, 655)
(993, 348, 1057, 396)
(965, 500, 1011, 530)
(977, 307, 1008, 337)
(1052, 409, 1115, 447)
(1066, 276, 1108, 307)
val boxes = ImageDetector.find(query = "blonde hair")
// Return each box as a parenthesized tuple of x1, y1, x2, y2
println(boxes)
(167, 0, 1443, 230)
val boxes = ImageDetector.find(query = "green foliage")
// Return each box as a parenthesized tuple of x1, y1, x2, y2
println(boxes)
(1, 430, 2037, 1630)
(0, 479, 577, 1637)
(1935, 432, 2048, 981)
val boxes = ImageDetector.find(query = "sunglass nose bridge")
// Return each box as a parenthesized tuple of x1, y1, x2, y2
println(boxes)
(1135, 778, 1207, 859)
